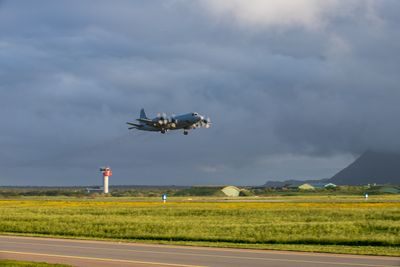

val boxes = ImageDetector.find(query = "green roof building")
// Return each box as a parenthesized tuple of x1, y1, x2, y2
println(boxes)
(324, 183, 337, 189)
(378, 186, 400, 194)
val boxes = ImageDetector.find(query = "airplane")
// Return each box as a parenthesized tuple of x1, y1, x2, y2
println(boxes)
(127, 109, 211, 135)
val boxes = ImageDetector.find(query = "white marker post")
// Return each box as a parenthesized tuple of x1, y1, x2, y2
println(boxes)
(365, 193, 368, 200)
(162, 194, 167, 204)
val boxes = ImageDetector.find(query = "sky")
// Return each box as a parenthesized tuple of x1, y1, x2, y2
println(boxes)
(1, 0, 400, 186)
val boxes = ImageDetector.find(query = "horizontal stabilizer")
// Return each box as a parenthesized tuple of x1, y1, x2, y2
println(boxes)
(136, 118, 153, 124)
(126, 122, 142, 127)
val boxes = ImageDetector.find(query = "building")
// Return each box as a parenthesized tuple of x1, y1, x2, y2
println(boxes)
(378, 186, 400, 194)
(324, 183, 337, 189)
(221, 186, 241, 197)
(298, 183, 315, 190)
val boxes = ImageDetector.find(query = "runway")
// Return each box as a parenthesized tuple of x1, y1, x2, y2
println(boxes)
(0, 235, 398, 267)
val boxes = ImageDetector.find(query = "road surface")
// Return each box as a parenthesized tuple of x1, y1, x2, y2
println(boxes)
(0, 235, 398, 267)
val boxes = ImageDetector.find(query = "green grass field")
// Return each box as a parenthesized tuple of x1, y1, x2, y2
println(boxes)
(0, 196, 399, 256)
(0, 259, 71, 267)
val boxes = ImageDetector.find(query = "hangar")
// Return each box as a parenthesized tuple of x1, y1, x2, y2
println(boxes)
(221, 186, 241, 197)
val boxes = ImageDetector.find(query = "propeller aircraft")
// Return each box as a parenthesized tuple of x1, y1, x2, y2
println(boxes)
(127, 109, 211, 135)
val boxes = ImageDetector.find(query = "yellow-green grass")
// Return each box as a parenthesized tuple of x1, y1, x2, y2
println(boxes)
(5, 194, 400, 203)
(0, 197, 399, 256)
(0, 259, 71, 267)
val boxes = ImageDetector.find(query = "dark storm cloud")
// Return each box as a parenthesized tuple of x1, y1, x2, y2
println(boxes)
(0, 0, 399, 185)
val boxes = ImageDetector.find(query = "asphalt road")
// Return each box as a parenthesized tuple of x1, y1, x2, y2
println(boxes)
(0, 236, 398, 267)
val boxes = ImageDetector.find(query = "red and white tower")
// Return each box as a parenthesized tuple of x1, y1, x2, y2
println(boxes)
(100, 167, 112, 194)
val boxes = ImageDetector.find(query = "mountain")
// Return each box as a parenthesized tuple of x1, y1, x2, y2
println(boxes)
(329, 151, 400, 185)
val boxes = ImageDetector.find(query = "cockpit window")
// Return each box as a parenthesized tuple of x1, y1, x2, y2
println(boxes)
(192, 112, 198, 116)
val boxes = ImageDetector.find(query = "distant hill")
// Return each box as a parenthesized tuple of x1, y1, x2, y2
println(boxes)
(329, 151, 400, 185)
(263, 179, 330, 188)
(264, 150, 400, 187)
(263, 180, 302, 188)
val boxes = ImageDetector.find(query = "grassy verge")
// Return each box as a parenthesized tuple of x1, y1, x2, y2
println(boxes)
(3, 194, 400, 202)
(0, 259, 71, 267)
(0, 196, 399, 256)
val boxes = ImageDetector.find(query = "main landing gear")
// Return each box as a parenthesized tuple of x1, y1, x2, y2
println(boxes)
(183, 130, 188, 135)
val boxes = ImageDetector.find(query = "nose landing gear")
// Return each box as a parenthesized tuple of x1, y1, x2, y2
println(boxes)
(183, 130, 188, 135)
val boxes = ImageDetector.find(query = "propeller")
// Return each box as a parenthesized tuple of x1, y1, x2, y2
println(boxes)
(157, 112, 168, 125)
(169, 114, 178, 127)
(163, 113, 168, 124)
(206, 117, 211, 128)
(200, 116, 211, 128)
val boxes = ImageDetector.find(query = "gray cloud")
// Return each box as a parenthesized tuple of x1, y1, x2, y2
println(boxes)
(0, 0, 399, 186)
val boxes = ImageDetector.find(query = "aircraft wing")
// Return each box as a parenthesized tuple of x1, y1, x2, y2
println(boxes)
(136, 118, 169, 128)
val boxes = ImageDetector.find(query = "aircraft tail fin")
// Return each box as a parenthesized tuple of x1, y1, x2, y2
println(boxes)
(140, 108, 148, 119)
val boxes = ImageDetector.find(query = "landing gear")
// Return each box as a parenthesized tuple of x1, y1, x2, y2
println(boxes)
(161, 129, 166, 134)
(183, 130, 188, 135)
